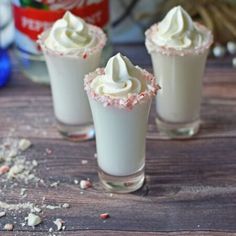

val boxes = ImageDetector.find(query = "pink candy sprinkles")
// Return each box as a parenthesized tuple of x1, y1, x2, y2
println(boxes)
(37, 24, 107, 58)
(84, 68, 160, 110)
(145, 22, 213, 56)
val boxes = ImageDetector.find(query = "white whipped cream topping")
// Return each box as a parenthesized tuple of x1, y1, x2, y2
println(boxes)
(90, 53, 147, 98)
(153, 6, 205, 50)
(44, 11, 96, 53)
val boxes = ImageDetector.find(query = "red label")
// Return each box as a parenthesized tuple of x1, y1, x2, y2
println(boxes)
(13, 0, 109, 41)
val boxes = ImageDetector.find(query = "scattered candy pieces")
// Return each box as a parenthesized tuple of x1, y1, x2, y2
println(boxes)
(32, 160, 38, 167)
(32, 206, 42, 213)
(46, 205, 61, 210)
(20, 188, 27, 196)
(18, 139, 32, 151)
(26, 213, 42, 227)
(0, 211, 6, 218)
(4, 223, 14, 231)
(8, 149, 17, 158)
(0, 165, 10, 175)
(7, 164, 24, 178)
(53, 218, 64, 231)
(81, 160, 88, 165)
(50, 181, 60, 188)
(45, 148, 52, 155)
(1, 138, 40, 184)
(62, 203, 70, 209)
(80, 180, 92, 190)
(100, 213, 110, 220)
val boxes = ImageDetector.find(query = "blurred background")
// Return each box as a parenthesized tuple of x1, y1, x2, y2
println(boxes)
(0, 0, 236, 85)
(111, 0, 236, 44)
(1, 0, 236, 46)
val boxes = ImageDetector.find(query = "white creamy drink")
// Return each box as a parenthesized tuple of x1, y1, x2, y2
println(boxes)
(145, 6, 213, 138)
(84, 53, 159, 193)
(38, 12, 106, 141)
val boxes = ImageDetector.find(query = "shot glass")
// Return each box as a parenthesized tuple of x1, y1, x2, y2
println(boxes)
(38, 25, 106, 141)
(84, 68, 159, 193)
(146, 23, 213, 138)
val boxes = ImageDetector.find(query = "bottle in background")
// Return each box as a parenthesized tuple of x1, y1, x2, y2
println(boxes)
(0, 0, 14, 48)
(12, 0, 111, 84)
(0, 0, 13, 87)
(0, 49, 11, 87)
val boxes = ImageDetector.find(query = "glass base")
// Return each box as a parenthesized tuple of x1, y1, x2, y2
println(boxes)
(98, 166, 145, 193)
(15, 47, 50, 85)
(156, 116, 200, 139)
(57, 120, 95, 142)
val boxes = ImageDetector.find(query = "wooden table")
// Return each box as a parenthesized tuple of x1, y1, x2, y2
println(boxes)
(0, 45, 236, 236)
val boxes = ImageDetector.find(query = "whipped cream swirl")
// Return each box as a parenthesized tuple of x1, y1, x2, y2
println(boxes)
(153, 6, 205, 49)
(90, 53, 147, 98)
(44, 11, 96, 53)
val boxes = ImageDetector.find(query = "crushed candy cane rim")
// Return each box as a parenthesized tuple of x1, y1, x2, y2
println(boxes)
(84, 68, 160, 110)
(145, 22, 213, 56)
(37, 24, 107, 59)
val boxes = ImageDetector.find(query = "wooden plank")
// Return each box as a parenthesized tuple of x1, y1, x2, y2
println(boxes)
(0, 138, 236, 233)
(1, 231, 236, 236)
(0, 46, 236, 234)
(0, 91, 235, 140)
(1, 49, 235, 140)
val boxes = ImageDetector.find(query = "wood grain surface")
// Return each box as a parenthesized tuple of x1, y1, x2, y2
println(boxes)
(0, 45, 236, 235)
